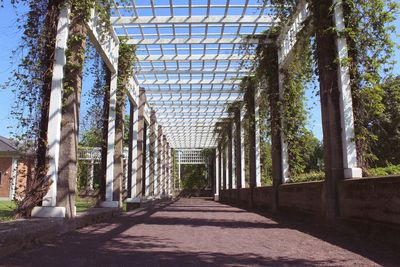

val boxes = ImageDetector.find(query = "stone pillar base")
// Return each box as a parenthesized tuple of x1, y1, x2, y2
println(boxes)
(32, 206, 66, 218)
(100, 201, 119, 208)
(125, 198, 141, 211)
(214, 194, 219, 201)
(344, 168, 362, 179)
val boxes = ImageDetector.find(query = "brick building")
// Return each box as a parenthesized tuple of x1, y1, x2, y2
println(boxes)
(0, 136, 31, 200)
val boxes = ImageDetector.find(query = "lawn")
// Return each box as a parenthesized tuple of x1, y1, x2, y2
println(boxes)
(75, 197, 96, 213)
(0, 197, 96, 221)
(0, 200, 16, 222)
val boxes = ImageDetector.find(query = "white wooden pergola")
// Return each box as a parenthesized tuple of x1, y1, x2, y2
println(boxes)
(110, 0, 277, 149)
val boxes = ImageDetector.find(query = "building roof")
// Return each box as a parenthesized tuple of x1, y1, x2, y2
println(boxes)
(0, 136, 18, 153)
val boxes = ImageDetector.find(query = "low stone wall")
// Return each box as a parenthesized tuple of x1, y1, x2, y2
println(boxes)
(253, 187, 273, 209)
(279, 182, 323, 214)
(338, 176, 400, 225)
(0, 208, 120, 258)
(219, 176, 400, 228)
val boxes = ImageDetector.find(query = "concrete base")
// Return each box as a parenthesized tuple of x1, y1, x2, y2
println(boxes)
(100, 201, 119, 208)
(125, 197, 141, 211)
(214, 194, 219, 201)
(31, 206, 66, 218)
(344, 167, 362, 179)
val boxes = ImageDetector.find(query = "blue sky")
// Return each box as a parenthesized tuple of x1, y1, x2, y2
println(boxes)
(0, 1, 399, 140)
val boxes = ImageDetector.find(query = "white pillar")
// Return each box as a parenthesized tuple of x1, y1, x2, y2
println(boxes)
(231, 122, 237, 189)
(102, 72, 118, 207)
(240, 109, 246, 188)
(89, 160, 94, 190)
(214, 148, 220, 201)
(225, 144, 229, 189)
(278, 67, 290, 183)
(130, 105, 139, 198)
(145, 126, 151, 196)
(178, 151, 181, 191)
(32, 5, 70, 218)
(333, 0, 362, 178)
(9, 158, 18, 200)
(154, 123, 159, 196)
(168, 147, 172, 196)
(41, 5, 70, 208)
(255, 86, 262, 187)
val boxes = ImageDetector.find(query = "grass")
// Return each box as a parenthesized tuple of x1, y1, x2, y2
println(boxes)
(75, 197, 96, 213)
(0, 200, 16, 222)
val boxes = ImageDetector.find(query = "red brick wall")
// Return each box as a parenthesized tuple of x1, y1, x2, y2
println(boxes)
(0, 157, 12, 198)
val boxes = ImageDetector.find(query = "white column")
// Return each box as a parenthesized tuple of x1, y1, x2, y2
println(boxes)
(102, 72, 118, 207)
(89, 160, 94, 190)
(333, 0, 362, 178)
(131, 105, 139, 198)
(9, 158, 18, 200)
(225, 145, 229, 189)
(240, 109, 246, 188)
(154, 123, 159, 196)
(32, 5, 70, 218)
(277, 66, 290, 183)
(178, 151, 181, 191)
(231, 122, 237, 189)
(255, 86, 262, 187)
(214, 148, 220, 201)
(145, 127, 151, 196)
(168, 147, 172, 196)
(41, 5, 70, 208)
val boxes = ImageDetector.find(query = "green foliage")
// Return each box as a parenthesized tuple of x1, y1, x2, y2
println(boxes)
(366, 164, 400, 177)
(290, 171, 325, 183)
(181, 164, 208, 190)
(340, 0, 399, 167)
(368, 77, 400, 167)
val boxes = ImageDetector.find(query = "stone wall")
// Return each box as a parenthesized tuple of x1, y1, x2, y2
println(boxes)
(279, 182, 323, 214)
(338, 176, 400, 225)
(219, 176, 400, 226)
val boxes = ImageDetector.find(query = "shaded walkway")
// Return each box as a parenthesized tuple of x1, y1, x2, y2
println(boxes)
(2, 198, 400, 266)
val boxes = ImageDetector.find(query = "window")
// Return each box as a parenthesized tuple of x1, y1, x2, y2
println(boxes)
(0, 171, 2, 185)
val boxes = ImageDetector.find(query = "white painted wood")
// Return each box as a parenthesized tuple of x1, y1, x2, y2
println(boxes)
(333, 0, 362, 178)
(137, 54, 254, 61)
(277, 70, 290, 183)
(105, 73, 118, 203)
(278, 1, 310, 67)
(254, 86, 262, 187)
(9, 158, 17, 200)
(89, 160, 94, 190)
(240, 109, 246, 188)
(131, 105, 139, 197)
(111, 15, 275, 25)
(231, 122, 237, 189)
(215, 148, 220, 200)
(87, 9, 119, 73)
(154, 122, 159, 196)
(145, 126, 151, 196)
(42, 5, 70, 207)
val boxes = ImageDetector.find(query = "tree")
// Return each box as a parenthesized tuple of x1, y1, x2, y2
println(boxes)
(369, 76, 400, 167)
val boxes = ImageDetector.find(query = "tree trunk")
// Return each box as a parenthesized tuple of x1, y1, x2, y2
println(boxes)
(57, 2, 88, 218)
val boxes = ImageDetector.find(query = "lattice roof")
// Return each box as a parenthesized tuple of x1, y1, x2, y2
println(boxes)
(111, 0, 276, 148)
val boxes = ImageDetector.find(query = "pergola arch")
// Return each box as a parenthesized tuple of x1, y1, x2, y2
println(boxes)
(29, 0, 363, 220)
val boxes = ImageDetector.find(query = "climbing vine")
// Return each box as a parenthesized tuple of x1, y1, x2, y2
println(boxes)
(341, 0, 399, 167)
